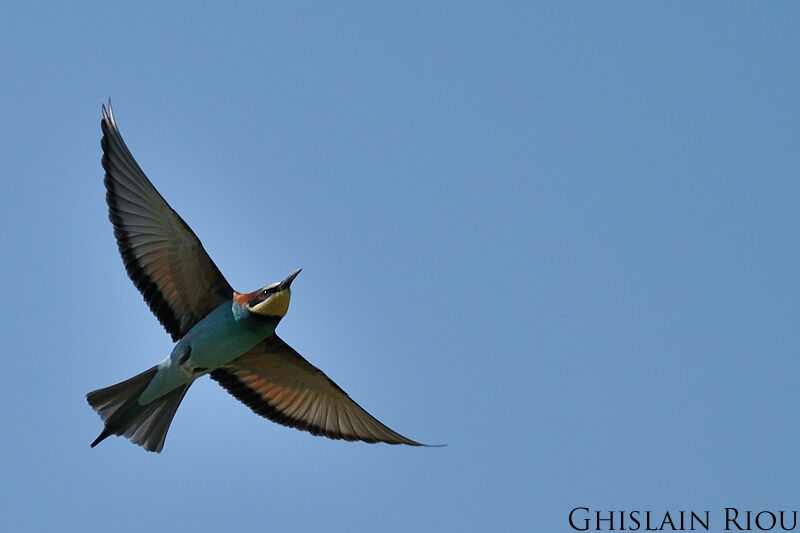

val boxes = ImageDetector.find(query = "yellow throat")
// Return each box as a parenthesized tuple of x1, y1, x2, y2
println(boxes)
(250, 289, 291, 317)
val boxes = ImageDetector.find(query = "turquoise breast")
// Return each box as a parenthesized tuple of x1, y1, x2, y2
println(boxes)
(138, 301, 280, 404)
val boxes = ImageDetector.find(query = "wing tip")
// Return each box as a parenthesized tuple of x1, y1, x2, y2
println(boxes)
(101, 98, 118, 135)
(102, 97, 113, 119)
(385, 435, 445, 447)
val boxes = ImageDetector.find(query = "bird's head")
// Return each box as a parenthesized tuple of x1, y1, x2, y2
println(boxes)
(235, 268, 302, 319)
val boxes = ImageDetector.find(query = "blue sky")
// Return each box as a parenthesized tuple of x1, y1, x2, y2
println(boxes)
(1, 3, 799, 532)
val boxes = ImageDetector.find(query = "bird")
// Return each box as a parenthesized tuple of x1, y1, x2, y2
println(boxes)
(87, 102, 429, 452)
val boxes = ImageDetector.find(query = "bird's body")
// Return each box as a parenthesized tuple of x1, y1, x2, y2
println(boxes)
(139, 298, 280, 404)
(87, 102, 429, 452)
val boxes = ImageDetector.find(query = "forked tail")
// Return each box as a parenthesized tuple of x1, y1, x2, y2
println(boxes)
(86, 366, 190, 453)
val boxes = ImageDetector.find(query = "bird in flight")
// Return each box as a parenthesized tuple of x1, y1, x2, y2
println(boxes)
(87, 102, 428, 452)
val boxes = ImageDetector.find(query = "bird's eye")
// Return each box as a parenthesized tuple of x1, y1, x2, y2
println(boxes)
(262, 290, 269, 296)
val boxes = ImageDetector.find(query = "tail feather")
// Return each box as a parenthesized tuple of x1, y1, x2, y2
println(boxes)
(87, 366, 190, 453)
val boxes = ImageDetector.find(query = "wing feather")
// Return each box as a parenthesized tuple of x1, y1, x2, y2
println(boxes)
(101, 102, 233, 340)
(210, 335, 424, 445)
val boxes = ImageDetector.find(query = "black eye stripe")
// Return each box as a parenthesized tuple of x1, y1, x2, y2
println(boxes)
(250, 287, 276, 307)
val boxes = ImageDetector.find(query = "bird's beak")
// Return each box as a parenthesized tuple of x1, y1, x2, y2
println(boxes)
(279, 268, 302, 290)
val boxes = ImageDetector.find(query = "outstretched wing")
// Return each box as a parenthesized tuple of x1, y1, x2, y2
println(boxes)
(102, 102, 233, 341)
(210, 335, 423, 445)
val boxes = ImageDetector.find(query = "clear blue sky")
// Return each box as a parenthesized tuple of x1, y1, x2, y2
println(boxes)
(1, 3, 799, 532)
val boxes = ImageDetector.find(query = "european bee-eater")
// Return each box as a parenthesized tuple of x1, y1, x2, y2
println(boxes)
(87, 102, 426, 452)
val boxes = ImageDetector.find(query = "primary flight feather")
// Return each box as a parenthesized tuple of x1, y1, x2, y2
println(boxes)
(87, 102, 427, 452)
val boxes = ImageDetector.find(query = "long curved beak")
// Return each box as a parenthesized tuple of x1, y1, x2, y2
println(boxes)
(279, 268, 302, 290)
